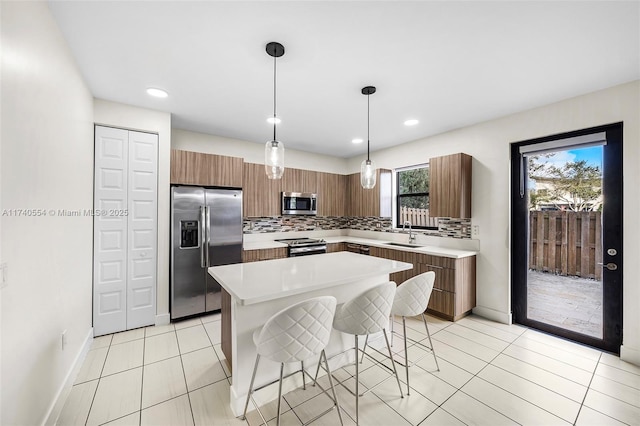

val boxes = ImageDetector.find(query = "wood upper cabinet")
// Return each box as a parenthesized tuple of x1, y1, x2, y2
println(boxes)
(243, 162, 282, 217)
(282, 168, 318, 194)
(170, 149, 243, 188)
(346, 169, 392, 217)
(318, 173, 347, 217)
(429, 153, 472, 218)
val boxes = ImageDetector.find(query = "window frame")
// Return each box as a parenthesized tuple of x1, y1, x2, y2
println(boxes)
(395, 163, 431, 230)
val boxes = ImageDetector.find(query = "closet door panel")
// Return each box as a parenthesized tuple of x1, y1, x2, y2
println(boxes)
(126, 131, 158, 330)
(93, 126, 128, 336)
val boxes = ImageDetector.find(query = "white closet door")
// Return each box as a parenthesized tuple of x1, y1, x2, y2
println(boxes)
(126, 131, 158, 329)
(93, 126, 128, 336)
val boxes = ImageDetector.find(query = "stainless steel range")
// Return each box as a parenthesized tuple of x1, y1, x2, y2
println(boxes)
(275, 238, 327, 257)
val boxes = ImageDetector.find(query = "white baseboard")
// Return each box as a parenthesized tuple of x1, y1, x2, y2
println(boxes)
(472, 306, 512, 325)
(156, 313, 170, 326)
(42, 327, 94, 426)
(620, 345, 640, 367)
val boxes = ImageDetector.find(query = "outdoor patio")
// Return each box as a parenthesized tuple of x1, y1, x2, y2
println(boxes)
(527, 269, 603, 338)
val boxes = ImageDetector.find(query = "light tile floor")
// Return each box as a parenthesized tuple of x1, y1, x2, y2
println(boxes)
(57, 313, 640, 425)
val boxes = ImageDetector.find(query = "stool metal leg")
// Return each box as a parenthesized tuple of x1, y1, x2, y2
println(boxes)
(321, 349, 344, 426)
(359, 335, 368, 364)
(241, 354, 262, 421)
(355, 335, 359, 425)
(402, 317, 410, 395)
(383, 329, 404, 399)
(301, 361, 306, 390)
(422, 313, 440, 371)
(276, 362, 285, 426)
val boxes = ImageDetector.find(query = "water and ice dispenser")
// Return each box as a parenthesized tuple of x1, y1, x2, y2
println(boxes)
(180, 221, 199, 248)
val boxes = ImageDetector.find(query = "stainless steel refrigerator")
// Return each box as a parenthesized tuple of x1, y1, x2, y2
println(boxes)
(171, 186, 243, 320)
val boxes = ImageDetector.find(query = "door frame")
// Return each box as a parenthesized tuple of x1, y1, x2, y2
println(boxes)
(510, 122, 623, 353)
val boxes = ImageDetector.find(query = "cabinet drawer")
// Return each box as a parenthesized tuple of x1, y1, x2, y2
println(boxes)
(427, 288, 455, 319)
(417, 263, 455, 292)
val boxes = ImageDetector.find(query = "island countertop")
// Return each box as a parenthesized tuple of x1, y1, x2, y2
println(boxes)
(208, 251, 412, 306)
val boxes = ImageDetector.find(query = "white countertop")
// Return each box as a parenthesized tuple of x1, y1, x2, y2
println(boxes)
(209, 251, 412, 306)
(243, 235, 477, 258)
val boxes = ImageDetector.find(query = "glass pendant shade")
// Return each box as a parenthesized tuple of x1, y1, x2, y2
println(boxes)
(265, 139, 285, 179)
(360, 158, 377, 189)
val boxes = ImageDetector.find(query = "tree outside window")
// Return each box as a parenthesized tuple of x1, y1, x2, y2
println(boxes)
(396, 165, 432, 228)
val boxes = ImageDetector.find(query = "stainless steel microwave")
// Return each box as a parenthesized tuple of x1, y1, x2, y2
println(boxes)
(282, 192, 317, 215)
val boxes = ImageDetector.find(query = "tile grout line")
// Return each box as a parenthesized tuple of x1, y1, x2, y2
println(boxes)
(432, 332, 524, 426)
(83, 334, 113, 426)
(138, 330, 147, 426)
(577, 352, 640, 424)
(459, 333, 582, 425)
(173, 328, 198, 426)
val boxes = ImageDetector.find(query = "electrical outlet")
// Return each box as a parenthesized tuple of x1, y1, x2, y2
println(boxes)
(376, 223, 381, 228)
(61, 330, 68, 351)
(472, 225, 480, 237)
(0, 263, 7, 289)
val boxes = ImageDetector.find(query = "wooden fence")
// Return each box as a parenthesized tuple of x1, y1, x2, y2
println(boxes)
(529, 211, 602, 280)
(399, 206, 439, 228)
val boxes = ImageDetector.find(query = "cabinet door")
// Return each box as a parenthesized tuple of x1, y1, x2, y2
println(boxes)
(282, 168, 318, 193)
(429, 153, 472, 218)
(243, 163, 282, 217)
(243, 248, 288, 262)
(171, 149, 243, 187)
(318, 173, 347, 217)
(327, 242, 347, 253)
(347, 169, 392, 217)
(427, 289, 455, 319)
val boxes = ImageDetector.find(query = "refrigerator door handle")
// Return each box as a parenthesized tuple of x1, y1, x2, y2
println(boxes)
(205, 205, 211, 267)
(200, 205, 206, 268)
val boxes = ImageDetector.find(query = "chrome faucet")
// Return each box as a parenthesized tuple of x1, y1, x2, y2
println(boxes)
(403, 221, 416, 243)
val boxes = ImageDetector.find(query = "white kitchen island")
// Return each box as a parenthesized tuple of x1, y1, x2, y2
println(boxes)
(208, 251, 412, 416)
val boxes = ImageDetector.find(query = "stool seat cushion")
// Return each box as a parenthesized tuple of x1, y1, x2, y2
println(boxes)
(253, 296, 337, 364)
(391, 271, 436, 317)
(333, 282, 396, 336)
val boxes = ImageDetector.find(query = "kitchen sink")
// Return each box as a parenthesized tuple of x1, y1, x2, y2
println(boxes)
(384, 242, 424, 248)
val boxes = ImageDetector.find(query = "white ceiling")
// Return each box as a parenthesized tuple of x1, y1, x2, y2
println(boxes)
(48, 1, 639, 159)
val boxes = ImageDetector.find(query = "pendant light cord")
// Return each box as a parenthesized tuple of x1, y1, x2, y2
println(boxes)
(367, 93, 370, 161)
(273, 54, 277, 141)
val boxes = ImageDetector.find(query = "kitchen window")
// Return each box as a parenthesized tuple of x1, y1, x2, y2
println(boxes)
(396, 164, 434, 229)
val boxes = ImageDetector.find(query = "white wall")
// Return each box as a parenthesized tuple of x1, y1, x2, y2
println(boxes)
(94, 100, 172, 321)
(0, 2, 95, 424)
(172, 128, 349, 174)
(348, 81, 640, 363)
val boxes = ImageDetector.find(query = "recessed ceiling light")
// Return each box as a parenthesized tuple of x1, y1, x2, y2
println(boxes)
(266, 117, 281, 124)
(146, 87, 168, 98)
(404, 119, 419, 126)
(352, 138, 363, 144)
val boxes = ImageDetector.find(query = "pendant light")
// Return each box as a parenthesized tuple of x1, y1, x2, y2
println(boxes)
(265, 42, 285, 179)
(360, 86, 377, 189)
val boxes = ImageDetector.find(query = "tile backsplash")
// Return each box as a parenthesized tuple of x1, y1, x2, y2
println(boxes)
(244, 216, 471, 239)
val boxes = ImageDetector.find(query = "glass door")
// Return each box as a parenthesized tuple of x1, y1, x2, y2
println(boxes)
(511, 123, 623, 353)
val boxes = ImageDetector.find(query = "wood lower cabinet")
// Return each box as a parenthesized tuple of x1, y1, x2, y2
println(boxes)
(243, 247, 288, 262)
(171, 149, 243, 187)
(221, 288, 232, 370)
(326, 242, 347, 253)
(371, 246, 476, 321)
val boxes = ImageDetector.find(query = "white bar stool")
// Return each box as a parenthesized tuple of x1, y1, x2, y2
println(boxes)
(327, 282, 404, 425)
(241, 296, 343, 426)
